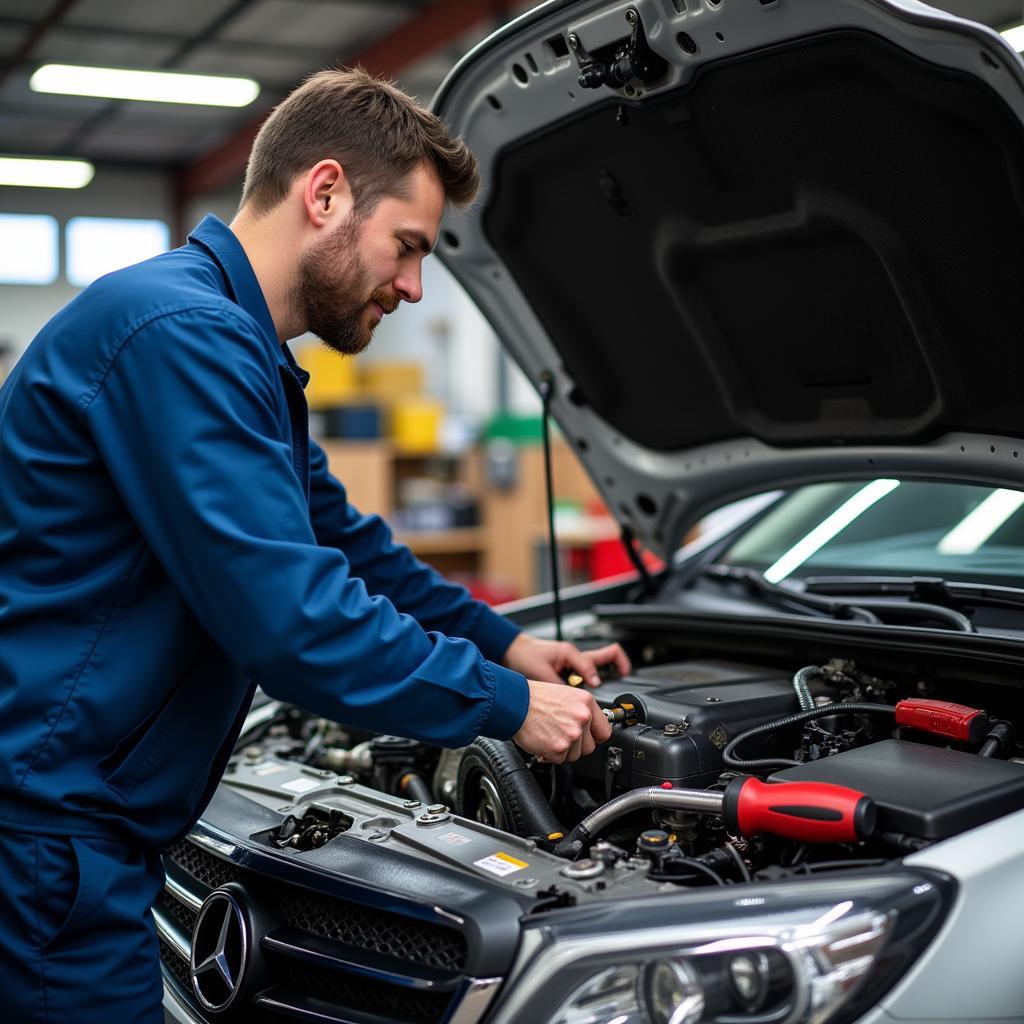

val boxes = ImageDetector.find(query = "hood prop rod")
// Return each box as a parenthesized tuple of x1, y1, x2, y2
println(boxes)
(539, 372, 563, 641)
(620, 525, 655, 597)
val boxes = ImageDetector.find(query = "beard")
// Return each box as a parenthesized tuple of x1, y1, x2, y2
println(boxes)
(293, 214, 397, 356)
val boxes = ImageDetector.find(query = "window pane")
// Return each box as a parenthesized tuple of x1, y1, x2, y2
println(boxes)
(66, 216, 170, 287)
(0, 213, 59, 285)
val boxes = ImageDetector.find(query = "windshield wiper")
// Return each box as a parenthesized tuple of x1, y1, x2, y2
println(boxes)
(703, 565, 881, 625)
(805, 575, 1024, 615)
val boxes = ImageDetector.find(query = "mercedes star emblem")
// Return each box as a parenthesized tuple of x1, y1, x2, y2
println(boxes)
(190, 888, 249, 1012)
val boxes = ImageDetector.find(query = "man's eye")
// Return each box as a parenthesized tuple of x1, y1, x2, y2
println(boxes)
(400, 239, 413, 255)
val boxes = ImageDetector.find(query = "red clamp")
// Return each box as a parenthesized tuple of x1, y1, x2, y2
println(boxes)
(895, 698, 989, 743)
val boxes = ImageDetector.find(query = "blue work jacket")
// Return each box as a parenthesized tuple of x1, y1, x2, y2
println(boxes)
(0, 215, 529, 848)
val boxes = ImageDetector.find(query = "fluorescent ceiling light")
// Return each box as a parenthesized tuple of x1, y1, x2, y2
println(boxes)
(1001, 24, 1024, 52)
(764, 479, 901, 583)
(30, 64, 259, 107)
(937, 488, 1024, 555)
(0, 155, 94, 189)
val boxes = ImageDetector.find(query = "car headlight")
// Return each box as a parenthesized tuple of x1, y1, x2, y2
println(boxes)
(495, 871, 951, 1024)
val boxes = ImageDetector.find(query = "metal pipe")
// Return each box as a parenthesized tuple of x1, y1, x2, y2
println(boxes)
(570, 786, 723, 844)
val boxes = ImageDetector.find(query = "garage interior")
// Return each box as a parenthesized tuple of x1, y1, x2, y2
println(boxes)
(3, 4, 1024, 1023)
(0, 0, 1021, 601)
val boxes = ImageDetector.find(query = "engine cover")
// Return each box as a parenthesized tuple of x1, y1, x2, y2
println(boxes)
(579, 659, 800, 791)
(772, 739, 1024, 839)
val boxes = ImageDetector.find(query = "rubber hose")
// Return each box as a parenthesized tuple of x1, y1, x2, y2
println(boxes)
(792, 665, 820, 712)
(722, 702, 896, 771)
(457, 738, 564, 837)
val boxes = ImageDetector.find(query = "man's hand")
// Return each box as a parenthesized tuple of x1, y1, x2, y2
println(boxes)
(503, 633, 631, 688)
(512, 679, 612, 763)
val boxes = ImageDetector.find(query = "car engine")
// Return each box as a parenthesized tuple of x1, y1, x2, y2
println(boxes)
(230, 647, 1024, 891)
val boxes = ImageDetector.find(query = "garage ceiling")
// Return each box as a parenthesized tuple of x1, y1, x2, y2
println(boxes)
(0, 0, 519, 170)
(0, 0, 1020, 195)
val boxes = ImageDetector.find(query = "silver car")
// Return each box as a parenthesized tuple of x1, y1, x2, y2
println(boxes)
(162, 2, 1024, 1023)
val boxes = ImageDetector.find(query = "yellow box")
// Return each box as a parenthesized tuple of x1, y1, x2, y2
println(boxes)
(297, 343, 359, 409)
(392, 398, 443, 454)
(360, 361, 424, 405)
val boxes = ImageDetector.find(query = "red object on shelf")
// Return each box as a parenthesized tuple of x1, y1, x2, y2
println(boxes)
(458, 577, 521, 606)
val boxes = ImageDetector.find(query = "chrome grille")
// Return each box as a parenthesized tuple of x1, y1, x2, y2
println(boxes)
(155, 889, 198, 937)
(277, 887, 468, 972)
(158, 836, 490, 1024)
(164, 837, 241, 889)
(281, 960, 452, 1023)
(158, 935, 191, 993)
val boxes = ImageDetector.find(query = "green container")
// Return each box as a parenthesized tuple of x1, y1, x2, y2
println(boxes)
(482, 413, 545, 446)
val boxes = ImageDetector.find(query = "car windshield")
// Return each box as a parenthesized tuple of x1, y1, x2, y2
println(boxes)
(719, 479, 1024, 587)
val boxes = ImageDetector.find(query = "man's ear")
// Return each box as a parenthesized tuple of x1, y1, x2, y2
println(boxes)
(302, 160, 354, 228)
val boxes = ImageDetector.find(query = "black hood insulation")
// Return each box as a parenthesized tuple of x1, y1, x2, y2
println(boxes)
(484, 31, 1024, 452)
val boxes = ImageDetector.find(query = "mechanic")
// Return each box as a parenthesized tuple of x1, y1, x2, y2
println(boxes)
(0, 68, 626, 1023)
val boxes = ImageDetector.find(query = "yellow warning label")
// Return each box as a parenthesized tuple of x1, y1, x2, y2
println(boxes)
(473, 851, 529, 876)
(495, 852, 528, 868)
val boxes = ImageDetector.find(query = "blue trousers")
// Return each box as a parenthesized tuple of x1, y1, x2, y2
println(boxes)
(0, 830, 165, 1023)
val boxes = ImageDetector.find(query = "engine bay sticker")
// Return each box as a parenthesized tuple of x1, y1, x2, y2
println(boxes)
(708, 725, 728, 749)
(473, 852, 528, 876)
(438, 832, 472, 846)
(253, 763, 287, 776)
(281, 778, 320, 794)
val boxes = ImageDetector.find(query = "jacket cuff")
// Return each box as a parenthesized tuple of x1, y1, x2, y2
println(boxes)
(465, 605, 521, 663)
(479, 663, 530, 739)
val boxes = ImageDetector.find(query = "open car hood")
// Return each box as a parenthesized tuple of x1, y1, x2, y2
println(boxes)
(433, 0, 1024, 558)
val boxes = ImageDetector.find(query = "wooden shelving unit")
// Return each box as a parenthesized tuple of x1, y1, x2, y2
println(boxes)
(317, 438, 600, 597)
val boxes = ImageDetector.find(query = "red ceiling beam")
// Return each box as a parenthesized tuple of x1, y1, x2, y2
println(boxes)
(177, 0, 501, 205)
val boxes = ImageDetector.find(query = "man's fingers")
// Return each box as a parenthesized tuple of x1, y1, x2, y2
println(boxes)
(589, 642, 632, 677)
(513, 679, 612, 764)
(579, 728, 596, 759)
(562, 643, 631, 687)
(563, 647, 603, 688)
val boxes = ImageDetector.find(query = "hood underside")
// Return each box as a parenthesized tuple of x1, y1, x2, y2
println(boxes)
(435, 0, 1024, 556)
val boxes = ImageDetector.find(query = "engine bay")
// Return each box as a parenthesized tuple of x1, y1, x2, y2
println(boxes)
(227, 642, 1024, 895)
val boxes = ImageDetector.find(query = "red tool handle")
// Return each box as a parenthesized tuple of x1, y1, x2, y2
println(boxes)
(723, 777, 876, 843)
(895, 698, 989, 743)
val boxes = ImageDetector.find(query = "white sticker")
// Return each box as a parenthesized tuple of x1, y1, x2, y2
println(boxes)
(253, 763, 286, 776)
(473, 852, 529, 877)
(281, 778, 320, 794)
(438, 832, 472, 846)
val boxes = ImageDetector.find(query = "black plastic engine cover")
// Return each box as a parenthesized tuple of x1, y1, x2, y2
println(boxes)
(772, 739, 1024, 839)
(580, 660, 800, 790)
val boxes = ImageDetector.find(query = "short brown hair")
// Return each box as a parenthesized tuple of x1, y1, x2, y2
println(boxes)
(240, 67, 479, 216)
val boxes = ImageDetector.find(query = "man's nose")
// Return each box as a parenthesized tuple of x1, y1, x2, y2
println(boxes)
(394, 265, 423, 304)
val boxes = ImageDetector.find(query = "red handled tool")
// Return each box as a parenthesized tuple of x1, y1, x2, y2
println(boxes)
(723, 776, 876, 843)
(895, 698, 989, 743)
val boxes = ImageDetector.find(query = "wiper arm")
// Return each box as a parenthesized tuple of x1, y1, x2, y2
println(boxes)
(805, 575, 1024, 615)
(796, 575, 975, 632)
(704, 565, 881, 625)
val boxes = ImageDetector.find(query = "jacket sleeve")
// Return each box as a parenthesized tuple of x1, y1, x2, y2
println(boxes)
(307, 439, 521, 665)
(81, 305, 529, 747)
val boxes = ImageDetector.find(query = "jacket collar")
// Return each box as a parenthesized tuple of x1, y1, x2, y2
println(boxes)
(187, 214, 308, 386)
(187, 214, 279, 349)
